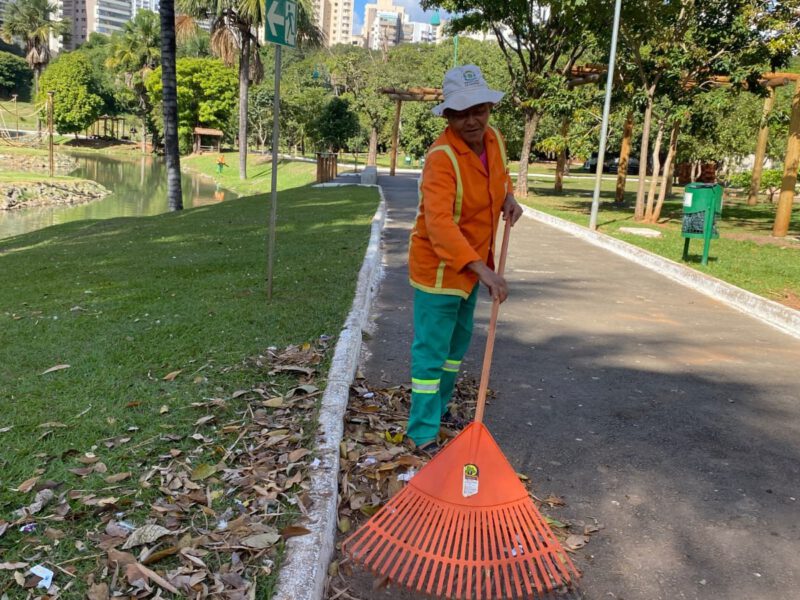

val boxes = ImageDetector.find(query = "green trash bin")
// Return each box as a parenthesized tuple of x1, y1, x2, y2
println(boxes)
(404, 155, 412, 165)
(681, 182, 723, 266)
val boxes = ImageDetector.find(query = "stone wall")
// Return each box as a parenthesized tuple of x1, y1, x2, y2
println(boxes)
(0, 152, 78, 175)
(1, 179, 111, 210)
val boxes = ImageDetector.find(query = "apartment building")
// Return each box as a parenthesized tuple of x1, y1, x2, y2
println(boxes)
(60, 0, 131, 49)
(132, 0, 159, 18)
(312, 0, 353, 47)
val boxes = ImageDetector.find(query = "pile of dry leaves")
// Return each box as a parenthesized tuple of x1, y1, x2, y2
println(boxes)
(327, 377, 600, 598)
(1, 341, 328, 599)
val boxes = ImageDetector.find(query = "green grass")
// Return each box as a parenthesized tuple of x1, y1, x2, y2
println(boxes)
(0, 170, 378, 594)
(523, 175, 800, 305)
(0, 99, 38, 128)
(183, 151, 318, 196)
(0, 171, 80, 183)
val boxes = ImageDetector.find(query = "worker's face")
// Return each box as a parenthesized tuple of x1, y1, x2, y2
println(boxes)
(445, 103, 492, 148)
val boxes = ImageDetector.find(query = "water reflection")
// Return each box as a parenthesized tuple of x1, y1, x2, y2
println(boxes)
(0, 152, 235, 241)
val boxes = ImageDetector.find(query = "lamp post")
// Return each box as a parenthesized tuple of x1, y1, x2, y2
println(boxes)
(588, 0, 622, 231)
(11, 94, 19, 138)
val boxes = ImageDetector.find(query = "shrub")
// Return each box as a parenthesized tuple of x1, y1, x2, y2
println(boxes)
(0, 51, 32, 100)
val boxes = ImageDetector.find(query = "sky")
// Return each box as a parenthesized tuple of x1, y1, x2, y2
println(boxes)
(352, 0, 444, 36)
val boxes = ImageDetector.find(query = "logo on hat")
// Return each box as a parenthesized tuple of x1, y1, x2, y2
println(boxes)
(463, 69, 479, 86)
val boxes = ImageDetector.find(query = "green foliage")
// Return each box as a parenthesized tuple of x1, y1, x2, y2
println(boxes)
(399, 101, 444, 159)
(0, 50, 32, 99)
(145, 57, 237, 154)
(0, 0, 71, 82)
(37, 52, 104, 134)
(313, 96, 359, 152)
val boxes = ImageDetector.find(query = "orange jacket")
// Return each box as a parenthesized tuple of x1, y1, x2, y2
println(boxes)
(408, 125, 513, 298)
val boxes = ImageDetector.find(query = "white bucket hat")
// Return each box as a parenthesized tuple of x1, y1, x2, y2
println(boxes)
(431, 65, 505, 117)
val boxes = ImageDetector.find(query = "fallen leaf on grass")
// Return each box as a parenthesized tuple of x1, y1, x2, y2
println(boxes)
(38, 422, 67, 428)
(263, 397, 284, 408)
(0, 426, 12, 433)
(104, 472, 131, 484)
(86, 582, 109, 600)
(159, 405, 169, 414)
(13, 489, 53, 518)
(0, 562, 28, 570)
(15, 476, 40, 493)
(162, 370, 182, 381)
(41, 364, 70, 375)
(240, 531, 280, 549)
(122, 524, 173, 549)
(194, 415, 215, 426)
(288, 448, 311, 463)
(190, 463, 218, 481)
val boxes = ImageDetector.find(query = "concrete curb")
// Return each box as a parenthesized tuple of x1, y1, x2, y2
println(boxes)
(272, 185, 386, 600)
(523, 206, 800, 340)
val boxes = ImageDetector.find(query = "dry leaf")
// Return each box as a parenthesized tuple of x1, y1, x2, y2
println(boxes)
(15, 476, 40, 493)
(564, 534, 589, 551)
(240, 531, 280, 549)
(38, 422, 67, 428)
(0, 426, 12, 433)
(194, 415, 215, 426)
(0, 562, 28, 570)
(162, 370, 182, 381)
(280, 525, 311, 538)
(105, 472, 131, 484)
(263, 397, 284, 408)
(86, 582, 109, 600)
(288, 448, 311, 463)
(159, 405, 169, 414)
(190, 463, 218, 481)
(41, 364, 70, 375)
(122, 524, 173, 549)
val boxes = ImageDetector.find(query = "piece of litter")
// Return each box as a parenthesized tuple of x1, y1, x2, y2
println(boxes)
(699, 579, 707, 585)
(362, 392, 374, 399)
(397, 470, 416, 482)
(19, 523, 36, 533)
(216, 520, 228, 531)
(361, 457, 378, 467)
(309, 458, 321, 469)
(29, 565, 54, 589)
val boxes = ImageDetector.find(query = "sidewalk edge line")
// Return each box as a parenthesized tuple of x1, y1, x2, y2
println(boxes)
(523, 206, 800, 340)
(272, 185, 387, 600)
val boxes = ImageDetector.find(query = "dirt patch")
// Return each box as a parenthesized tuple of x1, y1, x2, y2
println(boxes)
(62, 138, 140, 152)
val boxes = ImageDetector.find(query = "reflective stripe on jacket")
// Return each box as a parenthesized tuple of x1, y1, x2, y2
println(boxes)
(408, 125, 513, 298)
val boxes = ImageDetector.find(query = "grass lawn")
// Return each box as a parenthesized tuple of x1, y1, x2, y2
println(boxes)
(0, 166, 378, 595)
(522, 175, 800, 307)
(0, 99, 39, 129)
(0, 171, 80, 183)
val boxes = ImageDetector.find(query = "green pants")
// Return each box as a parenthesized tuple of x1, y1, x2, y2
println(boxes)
(408, 285, 478, 445)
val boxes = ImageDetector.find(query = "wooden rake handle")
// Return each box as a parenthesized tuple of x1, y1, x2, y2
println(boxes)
(473, 217, 512, 425)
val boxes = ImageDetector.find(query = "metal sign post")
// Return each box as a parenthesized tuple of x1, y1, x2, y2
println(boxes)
(589, 0, 622, 231)
(265, 0, 297, 300)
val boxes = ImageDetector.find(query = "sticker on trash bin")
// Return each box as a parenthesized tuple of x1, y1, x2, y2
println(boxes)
(683, 192, 692, 207)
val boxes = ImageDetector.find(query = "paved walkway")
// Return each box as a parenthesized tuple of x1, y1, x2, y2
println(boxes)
(345, 174, 800, 600)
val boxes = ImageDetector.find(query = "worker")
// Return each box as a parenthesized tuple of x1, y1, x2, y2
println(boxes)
(407, 64, 523, 453)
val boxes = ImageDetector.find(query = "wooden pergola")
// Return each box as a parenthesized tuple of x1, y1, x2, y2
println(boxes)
(88, 115, 126, 139)
(192, 127, 223, 154)
(380, 86, 444, 175)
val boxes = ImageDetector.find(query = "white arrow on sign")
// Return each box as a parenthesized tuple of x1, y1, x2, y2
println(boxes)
(267, 0, 284, 38)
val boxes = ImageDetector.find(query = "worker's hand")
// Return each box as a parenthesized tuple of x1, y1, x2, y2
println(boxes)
(502, 195, 523, 226)
(468, 261, 508, 303)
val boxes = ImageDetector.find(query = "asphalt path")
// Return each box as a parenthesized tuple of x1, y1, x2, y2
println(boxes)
(331, 174, 800, 600)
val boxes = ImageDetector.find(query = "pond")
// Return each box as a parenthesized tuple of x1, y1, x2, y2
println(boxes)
(0, 152, 235, 241)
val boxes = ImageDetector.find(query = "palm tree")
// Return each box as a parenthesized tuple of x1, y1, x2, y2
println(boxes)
(0, 0, 70, 96)
(106, 10, 160, 154)
(160, 0, 183, 210)
(178, 0, 321, 180)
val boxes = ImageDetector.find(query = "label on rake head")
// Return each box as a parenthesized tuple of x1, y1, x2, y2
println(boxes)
(462, 463, 479, 497)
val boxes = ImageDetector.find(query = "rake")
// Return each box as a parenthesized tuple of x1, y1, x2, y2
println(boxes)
(343, 219, 580, 599)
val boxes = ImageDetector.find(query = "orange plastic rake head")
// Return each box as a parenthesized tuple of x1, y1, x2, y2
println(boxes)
(342, 422, 580, 599)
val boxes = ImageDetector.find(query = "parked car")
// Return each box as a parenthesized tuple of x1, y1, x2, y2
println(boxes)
(583, 152, 645, 174)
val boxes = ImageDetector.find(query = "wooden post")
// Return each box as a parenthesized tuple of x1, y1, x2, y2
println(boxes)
(390, 99, 402, 176)
(773, 77, 800, 237)
(47, 92, 54, 178)
(748, 87, 776, 205)
(554, 117, 569, 193)
(616, 111, 634, 202)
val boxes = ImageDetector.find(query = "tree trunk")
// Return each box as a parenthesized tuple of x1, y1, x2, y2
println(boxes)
(160, 0, 183, 211)
(141, 116, 147, 154)
(238, 32, 250, 180)
(368, 126, 378, 166)
(773, 77, 800, 237)
(515, 110, 541, 198)
(651, 121, 679, 223)
(748, 87, 776, 205)
(635, 87, 655, 220)
(644, 119, 664, 222)
(554, 117, 569, 193)
(616, 111, 633, 203)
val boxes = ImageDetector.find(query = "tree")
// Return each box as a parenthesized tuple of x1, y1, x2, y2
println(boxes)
(399, 101, 444, 159)
(0, 50, 32, 99)
(0, 0, 70, 96)
(107, 10, 160, 152)
(314, 96, 359, 152)
(160, 0, 183, 211)
(145, 57, 238, 152)
(177, 0, 322, 179)
(37, 52, 104, 134)
(425, 0, 603, 198)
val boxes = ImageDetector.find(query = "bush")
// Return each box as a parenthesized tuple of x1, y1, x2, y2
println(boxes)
(38, 53, 105, 134)
(0, 51, 32, 100)
(724, 170, 751, 189)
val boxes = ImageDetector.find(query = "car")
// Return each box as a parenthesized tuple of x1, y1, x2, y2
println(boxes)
(583, 153, 644, 175)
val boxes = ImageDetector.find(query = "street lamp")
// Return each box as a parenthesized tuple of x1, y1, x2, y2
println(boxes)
(11, 94, 18, 138)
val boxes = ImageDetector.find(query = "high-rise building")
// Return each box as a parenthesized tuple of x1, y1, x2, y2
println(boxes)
(132, 0, 159, 18)
(312, 0, 353, 47)
(359, 0, 439, 50)
(61, 0, 132, 49)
